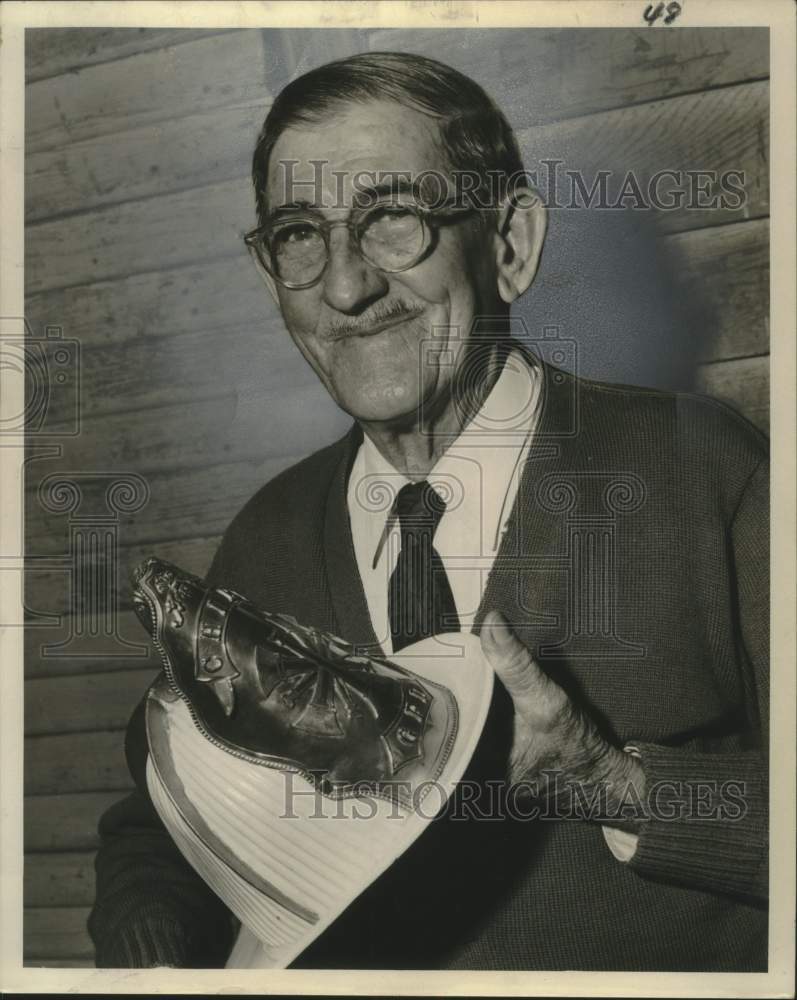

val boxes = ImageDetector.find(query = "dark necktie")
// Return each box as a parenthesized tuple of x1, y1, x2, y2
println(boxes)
(387, 481, 460, 653)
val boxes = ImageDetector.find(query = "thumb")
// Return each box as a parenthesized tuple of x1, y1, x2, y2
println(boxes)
(481, 610, 543, 706)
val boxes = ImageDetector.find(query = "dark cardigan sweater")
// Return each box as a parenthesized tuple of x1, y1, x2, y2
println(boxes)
(89, 361, 769, 971)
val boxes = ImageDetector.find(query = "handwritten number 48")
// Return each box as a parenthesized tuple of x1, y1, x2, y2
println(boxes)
(644, 1, 682, 24)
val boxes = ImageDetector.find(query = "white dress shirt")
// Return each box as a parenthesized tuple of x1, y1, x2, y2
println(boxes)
(347, 349, 543, 653)
(346, 349, 637, 862)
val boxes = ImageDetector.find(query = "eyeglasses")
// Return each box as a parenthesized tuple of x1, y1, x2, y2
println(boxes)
(244, 200, 477, 290)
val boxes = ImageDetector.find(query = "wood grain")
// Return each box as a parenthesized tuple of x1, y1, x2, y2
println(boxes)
(25, 852, 97, 908)
(28, 320, 312, 427)
(694, 354, 769, 434)
(27, 32, 270, 154)
(365, 27, 769, 125)
(665, 219, 769, 363)
(25, 669, 157, 736)
(519, 80, 768, 235)
(26, 81, 768, 296)
(24, 907, 94, 960)
(25, 377, 340, 472)
(26, 26, 769, 122)
(26, 732, 131, 795)
(26, 178, 254, 297)
(25, 793, 126, 851)
(26, 105, 262, 223)
(24, 254, 276, 349)
(25, 27, 235, 82)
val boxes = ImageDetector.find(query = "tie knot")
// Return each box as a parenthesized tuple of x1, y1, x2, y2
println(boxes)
(394, 481, 447, 533)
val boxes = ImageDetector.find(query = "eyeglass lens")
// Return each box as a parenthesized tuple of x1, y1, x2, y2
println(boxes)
(267, 205, 427, 285)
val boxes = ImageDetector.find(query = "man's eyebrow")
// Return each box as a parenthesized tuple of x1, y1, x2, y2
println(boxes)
(353, 177, 418, 205)
(264, 177, 424, 223)
(264, 201, 324, 223)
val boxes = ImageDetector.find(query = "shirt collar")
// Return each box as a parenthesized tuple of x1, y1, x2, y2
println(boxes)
(348, 348, 542, 566)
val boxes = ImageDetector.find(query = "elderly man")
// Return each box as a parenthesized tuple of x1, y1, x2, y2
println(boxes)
(89, 52, 768, 971)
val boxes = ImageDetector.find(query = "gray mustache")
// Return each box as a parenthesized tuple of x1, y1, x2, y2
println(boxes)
(325, 302, 424, 340)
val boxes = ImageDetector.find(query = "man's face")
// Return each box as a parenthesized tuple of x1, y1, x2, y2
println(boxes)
(265, 100, 504, 428)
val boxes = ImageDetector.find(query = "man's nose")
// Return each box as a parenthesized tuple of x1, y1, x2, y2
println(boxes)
(321, 227, 388, 314)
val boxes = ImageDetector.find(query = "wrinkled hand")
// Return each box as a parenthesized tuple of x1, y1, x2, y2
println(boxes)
(481, 610, 646, 829)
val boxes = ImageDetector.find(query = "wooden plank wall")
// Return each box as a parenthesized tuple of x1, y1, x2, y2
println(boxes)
(23, 27, 769, 966)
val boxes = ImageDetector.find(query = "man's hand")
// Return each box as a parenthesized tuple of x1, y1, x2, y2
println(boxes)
(481, 610, 647, 831)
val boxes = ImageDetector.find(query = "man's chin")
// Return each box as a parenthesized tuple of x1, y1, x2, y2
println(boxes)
(334, 384, 423, 429)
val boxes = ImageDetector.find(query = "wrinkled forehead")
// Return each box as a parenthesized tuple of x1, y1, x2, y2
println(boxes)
(265, 100, 453, 211)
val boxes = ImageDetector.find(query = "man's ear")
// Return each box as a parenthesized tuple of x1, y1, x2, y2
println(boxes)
(493, 188, 547, 304)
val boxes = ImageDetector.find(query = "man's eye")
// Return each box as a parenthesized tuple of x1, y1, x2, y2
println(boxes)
(363, 205, 420, 239)
(274, 223, 319, 246)
(369, 205, 416, 222)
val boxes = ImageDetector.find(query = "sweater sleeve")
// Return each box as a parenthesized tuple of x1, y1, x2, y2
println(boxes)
(625, 456, 769, 902)
(87, 694, 237, 967)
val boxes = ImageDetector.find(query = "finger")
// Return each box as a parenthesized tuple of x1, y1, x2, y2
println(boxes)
(480, 610, 547, 706)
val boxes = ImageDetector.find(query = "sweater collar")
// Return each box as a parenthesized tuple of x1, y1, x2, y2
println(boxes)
(323, 422, 380, 652)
